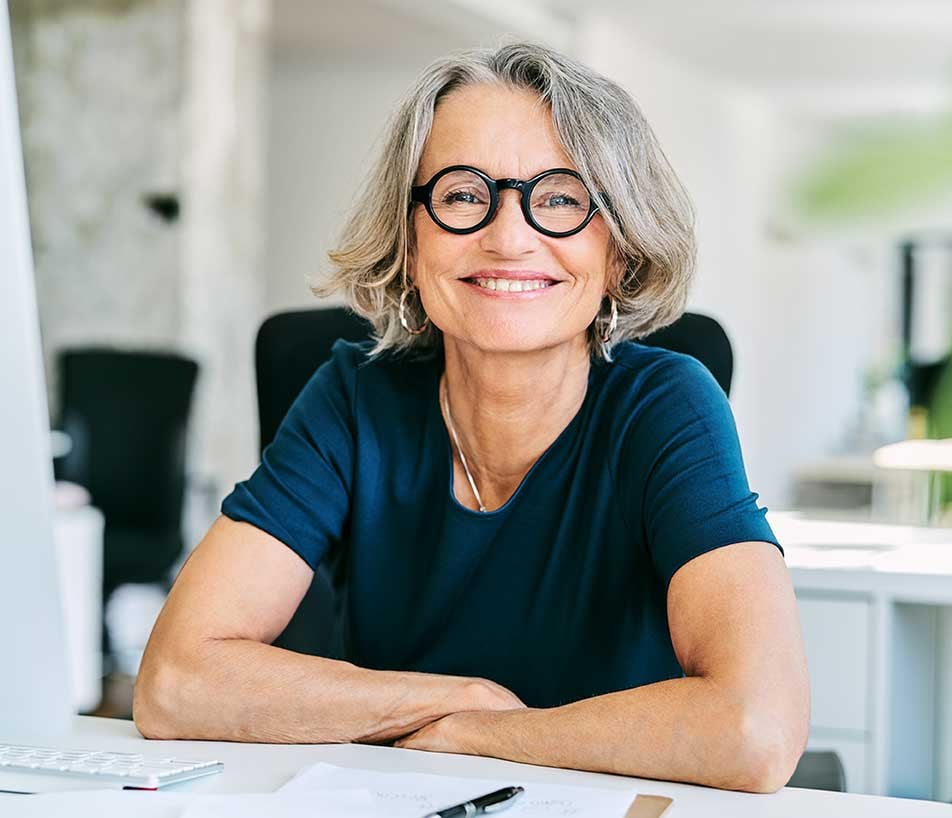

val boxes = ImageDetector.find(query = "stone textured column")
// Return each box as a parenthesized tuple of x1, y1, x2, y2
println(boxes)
(10, 0, 185, 416)
(180, 0, 270, 500)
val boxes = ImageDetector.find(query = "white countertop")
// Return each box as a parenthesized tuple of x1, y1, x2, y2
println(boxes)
(3, 716, 950, 817)
(770, 510, 952, 602)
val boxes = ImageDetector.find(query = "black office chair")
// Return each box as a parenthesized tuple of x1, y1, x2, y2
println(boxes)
(255, 307, 374, 656)
(640, 311, 734, 397)
(55, 348, 199, 656)
(256, 307, 375, 455)
(787, 750, 847, 792)
(256, 309, 731, 450)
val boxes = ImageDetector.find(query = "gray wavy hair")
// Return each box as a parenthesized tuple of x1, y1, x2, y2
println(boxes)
(312, 39, 696, 362)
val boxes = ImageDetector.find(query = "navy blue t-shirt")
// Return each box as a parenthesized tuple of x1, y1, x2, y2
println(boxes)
(221, 338, 781, 708)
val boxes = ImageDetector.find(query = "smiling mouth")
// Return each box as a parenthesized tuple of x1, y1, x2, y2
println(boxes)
(460, 277, 562, 293)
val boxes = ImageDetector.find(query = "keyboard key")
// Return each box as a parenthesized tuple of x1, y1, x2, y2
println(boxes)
(0, 743, 223, 788)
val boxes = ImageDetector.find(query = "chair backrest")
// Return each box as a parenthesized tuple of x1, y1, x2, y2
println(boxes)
(640, 312, 734, 397)
(255, 308, 733, 455)
(787, 750, 847, 792)
(254, 307, 374, 656)
(56, 348, 198, 532)
(255, 307, 374, 454)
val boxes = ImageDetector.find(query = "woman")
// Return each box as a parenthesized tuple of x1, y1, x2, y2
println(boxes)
(135, 41, 809, 793)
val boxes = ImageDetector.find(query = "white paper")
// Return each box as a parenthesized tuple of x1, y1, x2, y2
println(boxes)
(280, 762, 638, 817)
(4, 763, 637, 818)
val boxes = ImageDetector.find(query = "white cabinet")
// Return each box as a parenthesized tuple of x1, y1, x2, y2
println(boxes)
(779, 511, 952, 799)
(797, 594, 873, 793)
(797, 594, 871, 734)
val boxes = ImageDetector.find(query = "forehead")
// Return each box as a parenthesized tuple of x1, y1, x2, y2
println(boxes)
(416, 84, 576, 182)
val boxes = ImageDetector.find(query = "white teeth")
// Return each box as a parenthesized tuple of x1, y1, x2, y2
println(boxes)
(471, 278, 553, 292)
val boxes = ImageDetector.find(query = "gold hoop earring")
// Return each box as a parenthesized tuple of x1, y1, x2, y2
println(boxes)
(597, 295, 618, 344)
(399, 285, 430, 336)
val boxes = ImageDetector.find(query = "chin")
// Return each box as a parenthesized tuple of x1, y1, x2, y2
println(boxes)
(457, 332, 567, 355)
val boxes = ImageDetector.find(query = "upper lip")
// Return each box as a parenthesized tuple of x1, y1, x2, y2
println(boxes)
(463, 269, 562, 282)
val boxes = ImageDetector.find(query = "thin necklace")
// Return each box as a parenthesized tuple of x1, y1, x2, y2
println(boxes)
(441, 376, 488, 512)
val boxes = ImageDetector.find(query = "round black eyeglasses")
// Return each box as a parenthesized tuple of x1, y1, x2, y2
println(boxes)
(410, 165, 605, 238)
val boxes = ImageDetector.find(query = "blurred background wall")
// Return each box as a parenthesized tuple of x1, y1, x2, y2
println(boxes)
(10, 0, 952, 528)
(11, 0, 184, 398)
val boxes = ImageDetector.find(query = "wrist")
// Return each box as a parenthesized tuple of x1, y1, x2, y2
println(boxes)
(449, 707, 531, 760)
(343, 666, 455, 742)
(389, 669, 493, 724)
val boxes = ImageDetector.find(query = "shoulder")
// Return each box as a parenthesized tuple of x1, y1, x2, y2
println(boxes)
(326, 337, 375, 371)
(607, 339, 701, 375)
(328, 337, 438, 374)
(601, 340, 723, 412)
(323, 338, 439, 419)
(595, 341, 735, 472)
(282, 338, 379, 423)
(319, 337, 427, 386)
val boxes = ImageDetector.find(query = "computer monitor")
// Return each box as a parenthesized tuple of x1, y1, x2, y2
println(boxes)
(0, 0, 74, 738)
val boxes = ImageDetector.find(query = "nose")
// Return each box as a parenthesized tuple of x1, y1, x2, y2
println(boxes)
(477, 189, 539, 256)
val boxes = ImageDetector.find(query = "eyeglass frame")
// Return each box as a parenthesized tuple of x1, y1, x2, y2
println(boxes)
(409, 164, 608, 238)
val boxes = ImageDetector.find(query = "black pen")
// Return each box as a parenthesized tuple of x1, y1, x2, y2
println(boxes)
(421, 785, 525, 817)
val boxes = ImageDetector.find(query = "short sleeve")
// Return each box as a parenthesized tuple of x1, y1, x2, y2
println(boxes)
(220, 339, 357, 570)
(622, 353, 782, 587)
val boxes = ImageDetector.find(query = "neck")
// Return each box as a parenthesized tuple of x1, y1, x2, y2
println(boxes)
(440, 335, 592, 508)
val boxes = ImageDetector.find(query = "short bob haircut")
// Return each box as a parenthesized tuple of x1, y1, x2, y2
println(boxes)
(312, 39, 696, 363)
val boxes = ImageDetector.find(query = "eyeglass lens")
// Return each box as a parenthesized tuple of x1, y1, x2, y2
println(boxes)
(430, 169, 591, 233)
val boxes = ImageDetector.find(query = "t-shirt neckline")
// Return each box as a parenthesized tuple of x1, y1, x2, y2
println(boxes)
(433, 353, 603, 518)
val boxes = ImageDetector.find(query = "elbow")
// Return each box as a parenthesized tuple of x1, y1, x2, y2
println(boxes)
(727, 706, 809, 794)
(133, 650, 191, 740)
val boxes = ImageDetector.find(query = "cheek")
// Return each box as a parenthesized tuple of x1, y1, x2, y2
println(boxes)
(563, 237, 612, 292)
(411, 219, 460, 278)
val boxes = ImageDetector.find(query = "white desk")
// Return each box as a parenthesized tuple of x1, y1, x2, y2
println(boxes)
(2, 716, 950, 817)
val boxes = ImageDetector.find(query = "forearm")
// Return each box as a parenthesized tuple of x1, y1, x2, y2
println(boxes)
(460, 675, 804, 793)
(134, 636, 476, 744)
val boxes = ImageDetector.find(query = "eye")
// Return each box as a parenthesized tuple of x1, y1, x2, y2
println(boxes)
(440, 188, 486, 205)
(535, 192, 583, 209)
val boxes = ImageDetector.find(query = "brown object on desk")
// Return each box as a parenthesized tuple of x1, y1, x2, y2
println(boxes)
(626, 793, 674, 817)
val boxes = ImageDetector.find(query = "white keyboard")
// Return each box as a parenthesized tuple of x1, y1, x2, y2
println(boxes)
(0, 743, 224, 789)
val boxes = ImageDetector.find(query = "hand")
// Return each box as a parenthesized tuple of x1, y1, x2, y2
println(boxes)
(393, 709, 501, 756)
(389, 677, 526, 754)
(458, 677, 527, 712)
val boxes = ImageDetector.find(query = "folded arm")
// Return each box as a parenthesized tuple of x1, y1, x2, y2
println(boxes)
(394, 541, 810, 794)
(133, 516, 525, 744)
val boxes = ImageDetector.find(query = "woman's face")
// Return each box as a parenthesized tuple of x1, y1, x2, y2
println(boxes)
(409, 83, 617, 356)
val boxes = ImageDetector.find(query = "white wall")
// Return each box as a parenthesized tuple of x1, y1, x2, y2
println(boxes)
(575, 15, 929, 510)
(265, 56, 430, 314)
